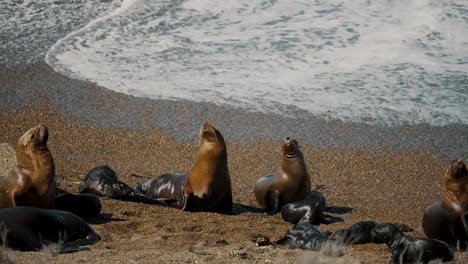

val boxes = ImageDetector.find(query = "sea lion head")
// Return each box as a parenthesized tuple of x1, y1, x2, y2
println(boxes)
(282, 137, 301, 159)
(199, 122, 226, 154)
(444, 160, 468, 210)
(370, 223, 400, 245)
(445, 160, 467, 181)
(16, 125, 49, 167)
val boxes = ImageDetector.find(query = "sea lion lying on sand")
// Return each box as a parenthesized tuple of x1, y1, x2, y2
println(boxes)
(372, 223, 453, 263)
(0, 206, 100, 252)
(281, 190, 328, 224)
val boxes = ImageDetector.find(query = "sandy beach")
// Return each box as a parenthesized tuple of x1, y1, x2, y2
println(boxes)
(0, 62, 467, 263)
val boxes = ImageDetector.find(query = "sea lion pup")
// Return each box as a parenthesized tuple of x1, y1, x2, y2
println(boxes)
(0, 206, 100, 252)
(422, 160, 468, 250)
(276, 222, 345, 257)
(79, 165, 172, 205)
(371, 223, 454, 264)
(254, 137, 311, 213)
(79, 165, 134, 198)
(330, 220, 379, 245)
(0, 125, 56, 209)
(281, 190, 327, 224)
(135, 123, 233, 214)
(55, 191, 102, 219)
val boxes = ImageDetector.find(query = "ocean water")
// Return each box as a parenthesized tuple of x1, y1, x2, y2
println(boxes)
(4, 0, 468, 126)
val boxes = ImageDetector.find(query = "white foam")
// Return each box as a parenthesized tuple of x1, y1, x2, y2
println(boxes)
(45, 0, 468, 126)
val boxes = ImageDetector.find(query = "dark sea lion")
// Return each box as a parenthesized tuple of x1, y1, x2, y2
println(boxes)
(371, 223, 453, 264)
(79, 165, 134, 198)
(0, 206, 100, 252)
(55, 192, 102, 219)
(330, 220, 379, 245)
(281, 190, 327, 224)
(254, 137, 311, 213)
(0, 125, 56, 209)
(276, 222, 344, 256)
(135, 122, 233, 214)
(422, 160, 468, 250)
(80, 165, 173, 206)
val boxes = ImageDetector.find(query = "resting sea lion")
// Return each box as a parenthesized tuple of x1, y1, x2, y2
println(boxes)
(422, 160, 468, 250)
(0, 125, 55, 209)
(276, 222, 344, 256)
(331, 220, 379, 245)
(55, 191, 102, 219)
(254, 137, 311, 213)
(371, 223, 453, 264)
(135, 122, 233, 214)
(281, 190, 327, 224)
(79, 165, 134, 198)
(79, 165, 172, 205)
(0, 206, 100, 252)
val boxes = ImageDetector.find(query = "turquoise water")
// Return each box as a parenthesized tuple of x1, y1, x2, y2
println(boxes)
(2, 0, 467, 126)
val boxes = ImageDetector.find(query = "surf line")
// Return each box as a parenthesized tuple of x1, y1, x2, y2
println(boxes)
(44, 0, 137, 66)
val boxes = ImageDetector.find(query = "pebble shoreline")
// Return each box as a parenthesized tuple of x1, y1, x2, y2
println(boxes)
(0, 63, 467, 263)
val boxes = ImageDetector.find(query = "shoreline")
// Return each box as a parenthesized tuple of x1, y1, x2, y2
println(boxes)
(1, 63, 466, 160)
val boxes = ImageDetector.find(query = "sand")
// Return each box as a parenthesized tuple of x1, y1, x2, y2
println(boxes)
(0, 63, 467, 263)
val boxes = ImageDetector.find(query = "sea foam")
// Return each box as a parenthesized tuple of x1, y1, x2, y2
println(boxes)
(44, 0, 468, 126)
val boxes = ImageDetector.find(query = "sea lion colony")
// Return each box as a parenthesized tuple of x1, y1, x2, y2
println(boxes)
(0, 124, 466, 262)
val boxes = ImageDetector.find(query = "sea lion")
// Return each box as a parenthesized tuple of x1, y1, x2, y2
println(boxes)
(276, 222, 344, 256)
(422, 160, 468, 250)
(0, 206, 100, 252)
(135, 122, 233, 214)
(80, 165, 173, 205)
(55, 192, 102, 219)
(330, 220, 379, 245)
(0, 125, 55, 209)
(371, 223, 454, 264)
(281, 190, 327, 224)
(79, 165, 134, 198)
(254, 137, 311, 213)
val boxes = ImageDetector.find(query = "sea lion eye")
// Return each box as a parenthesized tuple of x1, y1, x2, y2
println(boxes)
(30, 133, 35, 139)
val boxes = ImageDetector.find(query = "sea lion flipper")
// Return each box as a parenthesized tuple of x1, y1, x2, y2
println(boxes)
(265, 189, 280, 214)
(132, 192, 176, 206)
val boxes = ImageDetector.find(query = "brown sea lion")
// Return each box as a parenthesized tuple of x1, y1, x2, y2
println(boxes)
(254, 137, 311, 213)
(135, 122, 233, 214)
(0, 125, 56, 209)
(0, 206, 100, 252)
(422, 160, 468, 250)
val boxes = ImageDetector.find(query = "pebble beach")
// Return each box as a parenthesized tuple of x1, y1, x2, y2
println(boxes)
(0, 61, 467, 263)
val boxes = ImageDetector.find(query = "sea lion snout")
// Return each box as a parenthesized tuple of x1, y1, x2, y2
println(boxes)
(37, 125, 49, 144)
(455, 161, 467, 178)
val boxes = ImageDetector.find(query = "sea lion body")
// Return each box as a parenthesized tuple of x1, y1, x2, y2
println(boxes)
(371, 223, 453, 264)
(135, 173, 187, 209)
(281, 191, 326, 224)
(0, 206, 100, 252)
(79, 165, 134, 198)
(55, 192, 102, 219)
(0, 125, 55, 209)
(254, 138, 311, 213)
(277, 222, 344, 256)
(136, 123, 233, 214)
(422, 160, 468, 250)
(331, 220, 379, 245)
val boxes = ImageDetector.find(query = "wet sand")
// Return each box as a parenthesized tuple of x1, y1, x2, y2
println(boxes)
(0, 63, 467, 263)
